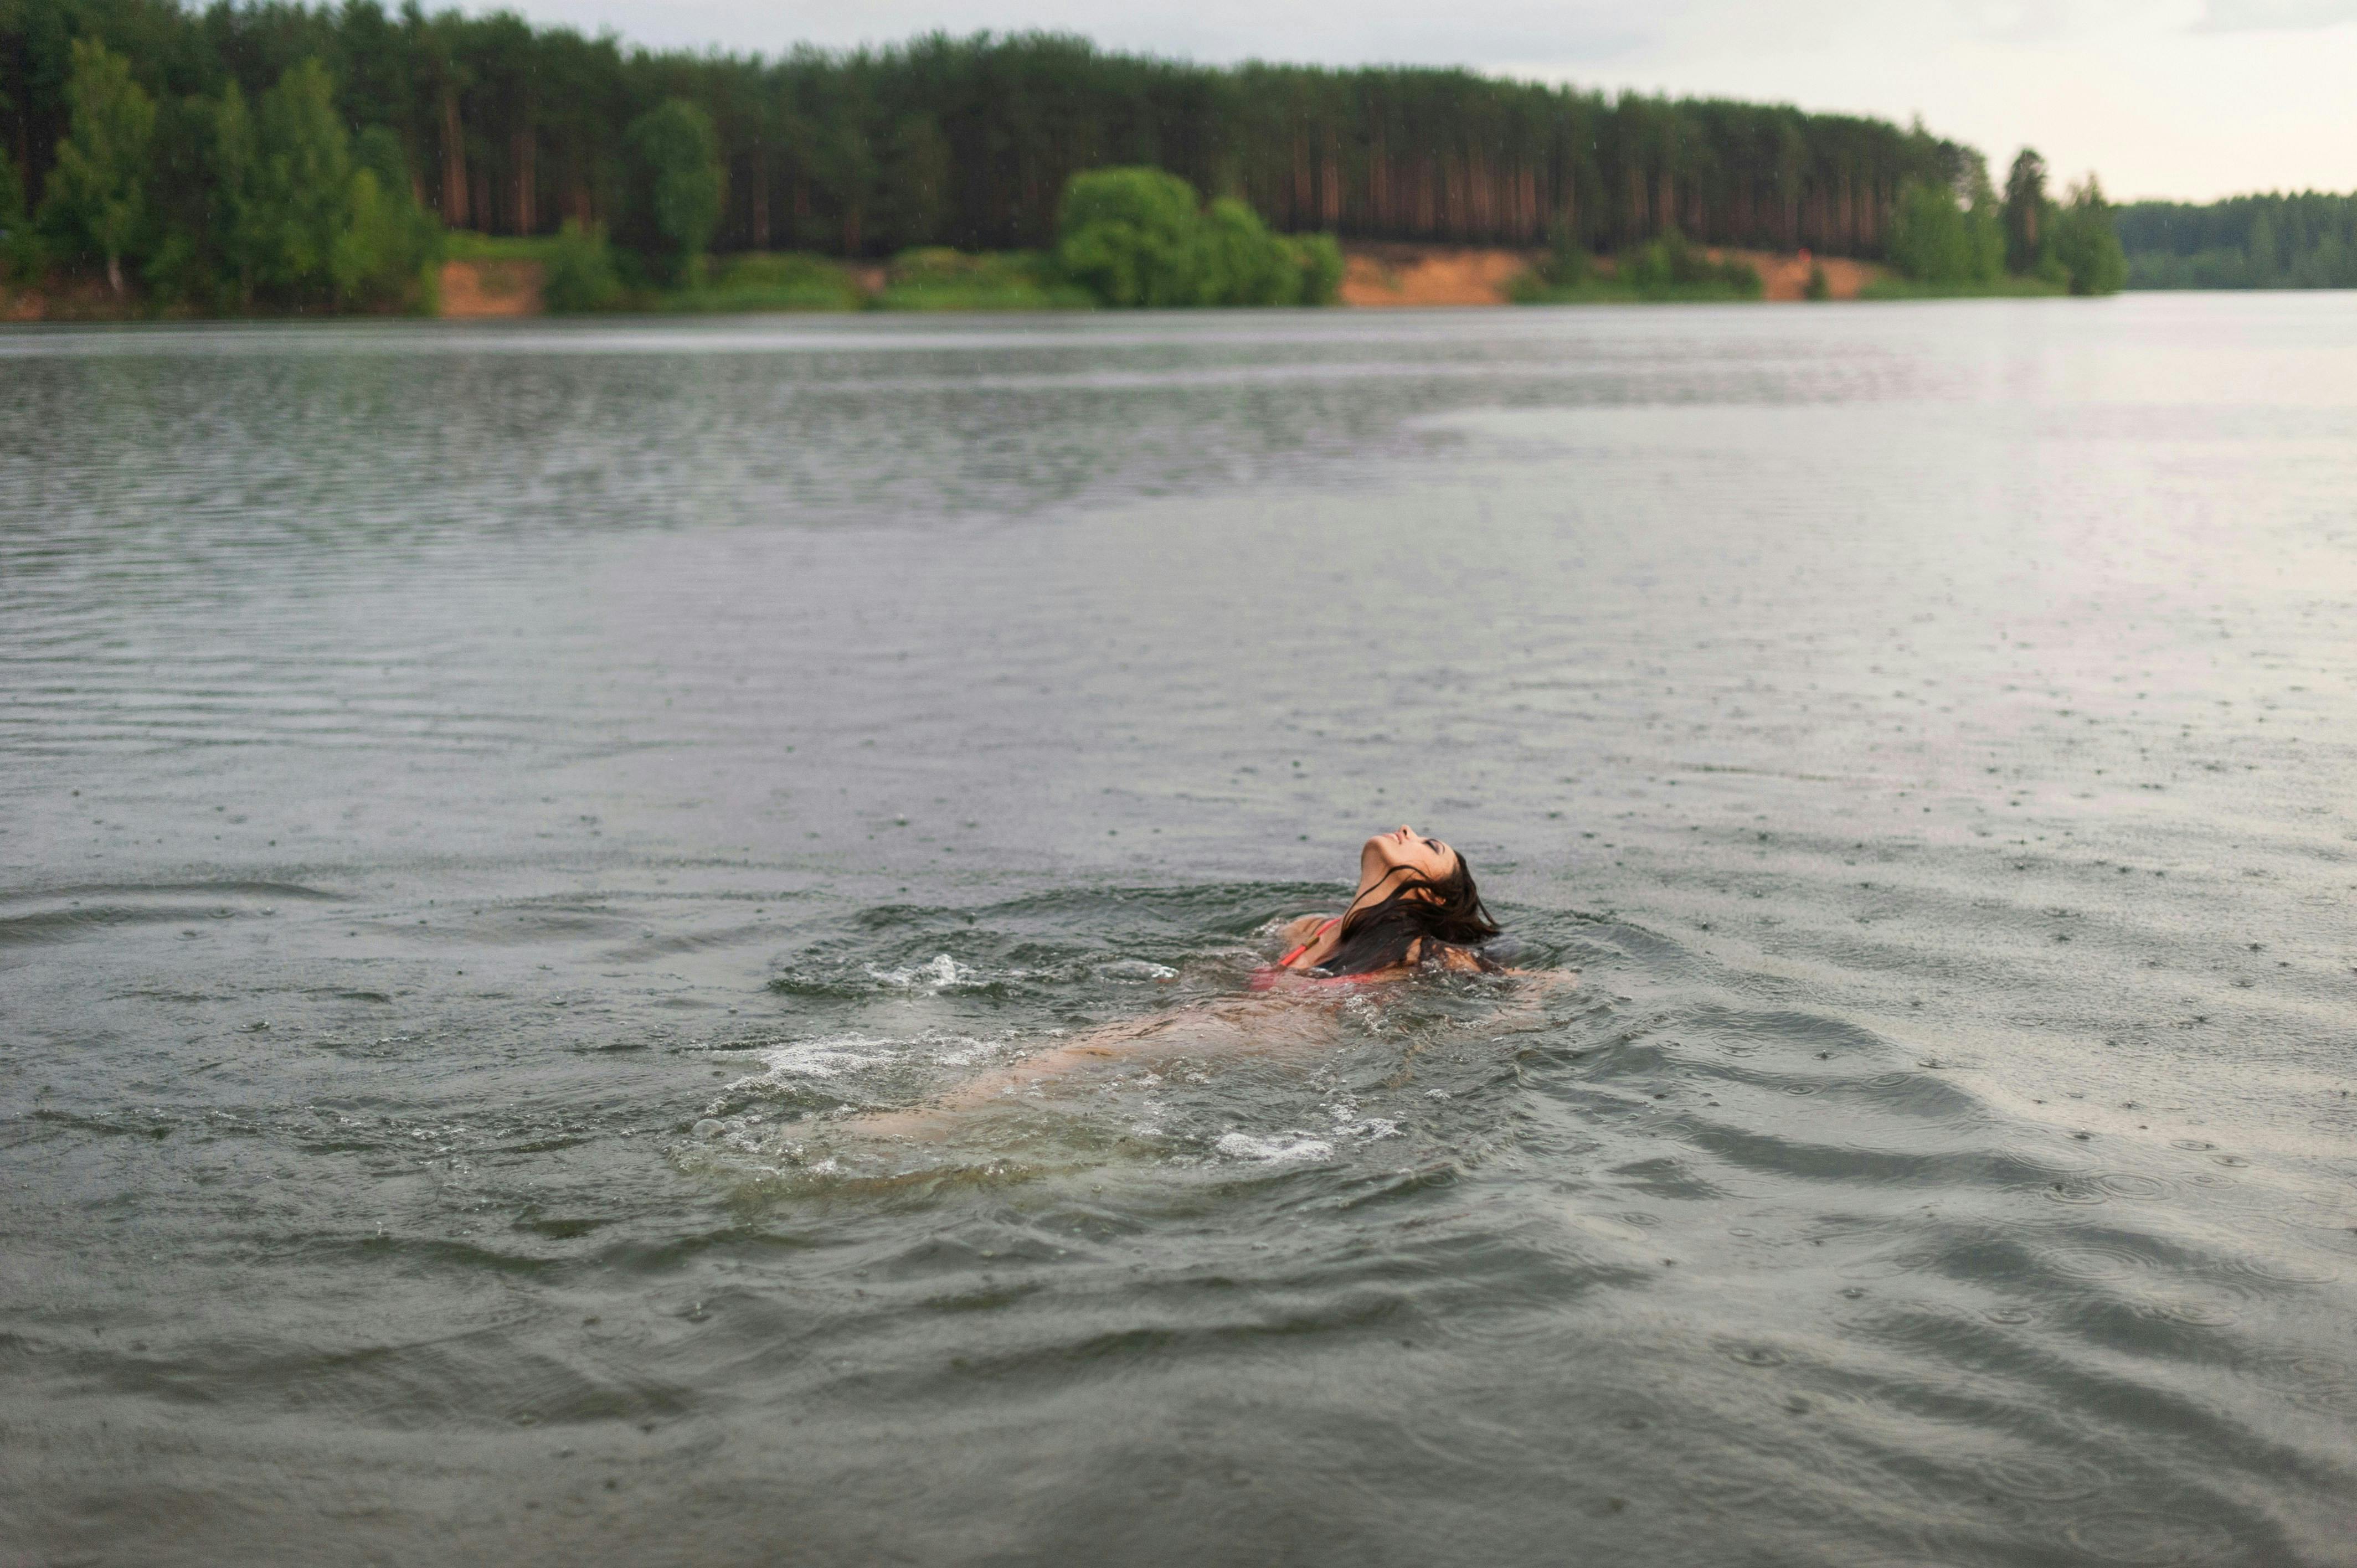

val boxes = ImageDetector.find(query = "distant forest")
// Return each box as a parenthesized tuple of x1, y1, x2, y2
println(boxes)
(3, 0, 1987, 265)
(2115, 191, 2357, 289)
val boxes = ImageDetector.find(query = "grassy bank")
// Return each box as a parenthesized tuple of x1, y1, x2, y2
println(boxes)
(1511, 277, 1764, 305)
(1856, 275, 2071, 300)
(438, 236, 1089, 314)
(1511, 230, 1767, 305)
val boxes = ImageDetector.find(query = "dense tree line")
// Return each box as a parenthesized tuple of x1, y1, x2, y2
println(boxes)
(2114, 190, 2357, 289)
(1, 0, 1998, 305)
(1882, 148, 2123, 295)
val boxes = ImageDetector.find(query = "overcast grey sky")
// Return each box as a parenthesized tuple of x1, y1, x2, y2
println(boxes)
(488, 0, 2353, 202)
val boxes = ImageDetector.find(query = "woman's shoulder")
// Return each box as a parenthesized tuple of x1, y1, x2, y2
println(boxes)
(1278, 912, 1337, 947)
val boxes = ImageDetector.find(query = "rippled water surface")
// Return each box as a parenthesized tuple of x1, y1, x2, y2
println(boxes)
(5, 298, 2355, 1565)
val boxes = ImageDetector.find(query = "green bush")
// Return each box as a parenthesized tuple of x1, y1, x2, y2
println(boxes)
(1515, 226, 1762, 305)
(1057, 166, 1205, 306)
(1198, 198, 1290, 303)
(333, 128, 440, 310)
(542, 219, 624, 312)
(1617, 227, 1763, 296)
(1285, 232, 1345, 305)
(2049, 178, 2126, 296)
(661, 251, 865, 312)
(1056, 166, 1340, 308)
(877, 247, 1089, 310)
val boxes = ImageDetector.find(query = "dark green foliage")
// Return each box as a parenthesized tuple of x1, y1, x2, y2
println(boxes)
(663, 250, 864, 312)
(541, 216, 620, 311)
(1616, 227, 1763, 297)
(188, 58, 436, 309)
(1535, 218, 1589, 289)
(40, 37, 151, 292)
(1515, 229, 1761, 303)
(1856, 272, 2065, 301)
(1288, 231, 1343, 305)
(246, 58, 351, 296)
(1057, 165, 1203, 306)
(2116, 189, 2357, 289)
(2003, 148, 2049, 277)
(0, 4, 2144, 313)
(626, 97, 723, 283)
(0, 141, 37, 278)
(1887, 177, 2003, 285)
(1054, 166, 1339, 308)
(1, 3, 1984, 283)
(1198, 195, 1297, 304)
(339, 125, 437, 305)
(2048, 177, 2124, 296)
(878, 246, 1087, 311)
(1803, 262, 1829, 300)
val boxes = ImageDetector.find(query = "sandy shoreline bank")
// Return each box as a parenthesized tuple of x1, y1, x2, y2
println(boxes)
(1, 245, 1890, 321)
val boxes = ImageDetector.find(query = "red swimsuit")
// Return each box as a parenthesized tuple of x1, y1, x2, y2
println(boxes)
(1248, 919, 1368, 991)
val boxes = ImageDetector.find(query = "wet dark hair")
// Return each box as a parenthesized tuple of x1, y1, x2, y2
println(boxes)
(1313, 852, 1504, 978)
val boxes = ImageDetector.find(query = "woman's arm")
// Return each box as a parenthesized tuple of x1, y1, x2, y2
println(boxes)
(844, 994, 1333, 1141)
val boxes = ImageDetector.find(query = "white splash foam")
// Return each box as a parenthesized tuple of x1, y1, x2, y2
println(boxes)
(743, 1036, 889, 1079)
(927, 1035, 1002, 1066)
(1099, 958, 1179, 982)
(866, 953, 978, 990)
(1216, 1131, 1335, 1164)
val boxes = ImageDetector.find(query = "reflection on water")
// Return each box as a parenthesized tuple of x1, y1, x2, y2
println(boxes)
(4, 297, 2355, 1566)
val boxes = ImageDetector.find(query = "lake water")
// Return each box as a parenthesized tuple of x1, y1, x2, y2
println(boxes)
(4, 296, 2354, 1566)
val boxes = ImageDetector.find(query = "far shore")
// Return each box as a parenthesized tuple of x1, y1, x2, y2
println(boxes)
(0, 242, 1895, 322)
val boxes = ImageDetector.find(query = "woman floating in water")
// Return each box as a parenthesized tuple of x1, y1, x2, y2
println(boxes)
(1252, 823, 1506, 986)
(852, 826, 1569, 1139)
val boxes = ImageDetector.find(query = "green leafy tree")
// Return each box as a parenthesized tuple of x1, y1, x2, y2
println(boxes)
(2003, 148, 2050, 276)
(627, 98, 725, 283)
(1057, 166, 1205, 307)
(254, 59, 354, 300)
(207, 70, 433, 311)
(1286, 232, 1344, 305)
(207, 81, 264, 305)
(2048, 176, 2126, 296)
(1888, 178, 2003, 285)
(41, 39, 155, 294)
(1197, 196, 1294, 305)
(542, 216, 622, 311)
(335, 125, 440, 308)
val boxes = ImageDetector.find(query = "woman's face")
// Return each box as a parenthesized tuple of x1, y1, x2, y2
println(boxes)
(1360, 824, 1459, 889)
